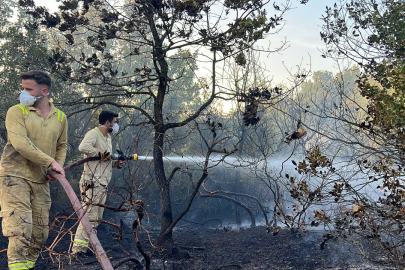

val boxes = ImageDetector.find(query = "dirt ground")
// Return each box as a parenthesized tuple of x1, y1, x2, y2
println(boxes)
(0, 223, 397, 270)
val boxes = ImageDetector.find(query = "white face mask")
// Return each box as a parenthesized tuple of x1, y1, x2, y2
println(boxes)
(112, 123, 119, 133)
(19, 90, 42, 106)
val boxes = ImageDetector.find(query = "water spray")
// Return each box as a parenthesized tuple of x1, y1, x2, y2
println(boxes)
(136, 156, 153, 161)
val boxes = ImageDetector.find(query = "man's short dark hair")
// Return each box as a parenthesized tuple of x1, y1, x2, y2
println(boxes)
(99, 111, 119, 125)
(20, 70, 52, 89)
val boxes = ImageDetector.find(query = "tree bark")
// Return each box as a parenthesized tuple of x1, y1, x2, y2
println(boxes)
(153, 124, 174, 247)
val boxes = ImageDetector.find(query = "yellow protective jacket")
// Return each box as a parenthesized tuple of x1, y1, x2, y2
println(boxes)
(79, 127, 113, 185)
(0, 103, 68, 183)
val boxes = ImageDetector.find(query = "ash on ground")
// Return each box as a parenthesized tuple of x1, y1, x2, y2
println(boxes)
(0, 224, 396, 269)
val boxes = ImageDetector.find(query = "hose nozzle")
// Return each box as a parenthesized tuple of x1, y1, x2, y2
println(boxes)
(111, 150, 138, 161)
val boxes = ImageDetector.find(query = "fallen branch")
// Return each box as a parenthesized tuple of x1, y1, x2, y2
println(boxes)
(113, 257, 144, 269)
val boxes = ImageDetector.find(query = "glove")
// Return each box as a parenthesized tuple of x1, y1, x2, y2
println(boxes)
(99, 150, 111, 161)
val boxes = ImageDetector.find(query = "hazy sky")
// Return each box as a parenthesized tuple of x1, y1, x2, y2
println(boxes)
(33, 0, 339, 83)
(264, 0, 339, 83)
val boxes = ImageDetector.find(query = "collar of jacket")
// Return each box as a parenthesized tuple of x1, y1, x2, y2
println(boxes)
(94, 127, 111, 139)
(27, 102, 58, 115)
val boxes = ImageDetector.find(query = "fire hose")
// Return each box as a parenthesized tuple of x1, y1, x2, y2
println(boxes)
(48, 151, 138, 270)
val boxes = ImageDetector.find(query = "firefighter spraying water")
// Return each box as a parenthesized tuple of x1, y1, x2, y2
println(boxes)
(68, 110, 141, 267)
(0, 72, 141, 270)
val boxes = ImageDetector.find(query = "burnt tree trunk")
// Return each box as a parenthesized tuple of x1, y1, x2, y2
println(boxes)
(148, 11, 219, 246)
(154, 128, 174, 247)
(149, 14, 174, 247)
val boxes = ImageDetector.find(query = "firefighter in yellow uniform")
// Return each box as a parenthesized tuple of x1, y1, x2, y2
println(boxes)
(0, 71, 68, 270)
(71, 111, 125, 256)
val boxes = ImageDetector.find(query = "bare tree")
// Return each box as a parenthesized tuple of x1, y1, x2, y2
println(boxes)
(18, 0, 315, 249)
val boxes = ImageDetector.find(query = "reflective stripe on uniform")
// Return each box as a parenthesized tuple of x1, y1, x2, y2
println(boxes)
(26, 260, 35, 269)
(16, 104, 29, 115)
(17, 104, 64, 124)
(8, 262, 29, 270)
(94, 127, 102, 138)
(73, 239, 89, 247)
(57, 109, 65, 123)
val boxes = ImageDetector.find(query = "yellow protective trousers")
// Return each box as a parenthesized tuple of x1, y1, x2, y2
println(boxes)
(0, 176, 51, 269)
(72, 175, 108, 254)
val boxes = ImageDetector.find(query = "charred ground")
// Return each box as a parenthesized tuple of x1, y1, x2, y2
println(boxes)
(0, 223, 396, 270)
